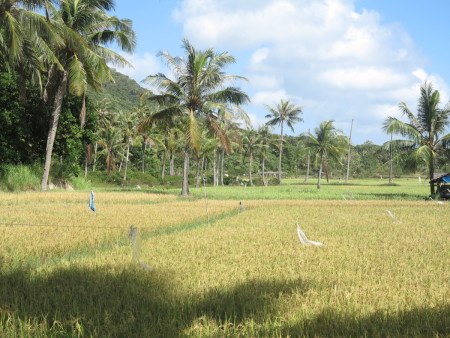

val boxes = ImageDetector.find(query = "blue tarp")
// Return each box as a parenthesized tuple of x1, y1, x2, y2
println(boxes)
(442, 176, 450, 183)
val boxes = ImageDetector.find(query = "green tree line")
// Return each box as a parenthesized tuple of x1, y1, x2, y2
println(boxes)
(1, 1, 450, 194)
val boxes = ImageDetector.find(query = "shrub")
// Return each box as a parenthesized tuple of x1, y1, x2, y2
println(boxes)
(160, 175, 183, 187)
(69, 176, 92, 190)
(0, 164, 40, 191)
(124, 171, 159, 187)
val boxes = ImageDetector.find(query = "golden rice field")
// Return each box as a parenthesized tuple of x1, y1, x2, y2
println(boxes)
(0, 191, 449, 337)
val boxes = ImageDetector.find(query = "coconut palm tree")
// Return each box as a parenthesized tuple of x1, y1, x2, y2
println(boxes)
(255, 125, 272, 186)
(0, 0, 60, 101)
(214, 105, 249, 185)
(303, 120, 347, 189)
(242, 128, 259, 186)
(97, 116, 124, 174)
(265, 99, 303, 184)
(383, 82, 450, 195)
(142, 39, 249, 195)
(40, 0, 135, 190)
(118, 110, 139, 181)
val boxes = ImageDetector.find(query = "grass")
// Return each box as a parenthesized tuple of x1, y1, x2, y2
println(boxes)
(0, 164, 41, 192)
(156, 178, 431, 201)
(0, 182, 448, 336)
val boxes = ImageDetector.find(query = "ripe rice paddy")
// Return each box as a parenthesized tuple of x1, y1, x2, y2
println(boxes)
(0, 184, 449, 336)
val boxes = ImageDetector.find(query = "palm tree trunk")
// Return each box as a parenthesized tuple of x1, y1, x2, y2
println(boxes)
(304, 150, 310, 183)
(429, 160, 435, 195)
(278, 121, 284, 184)
(216, 150, 220, 186)
(123, 138, 131, 181)
(249, 154, 253, 186)
(80, 93, 87, 176)
(84, 145, 88, 178)
(213, 148, 217, 187)
(41, 70, 68, 190)
(141, 139, 146, 173)
(93, 142, 98, 172)
(389, 134, 393, 184)
(345, 119, 354, 183)
(317, 153, 324, 189)
(106, 150, 111, 174)
(170, 151, 175, 176)
(181, 145, 190, 196)
(262, 157, 267, 186)
(161, 149, 167, 179)
(220, 149, 225, 185)
(196, 155, 201, 188)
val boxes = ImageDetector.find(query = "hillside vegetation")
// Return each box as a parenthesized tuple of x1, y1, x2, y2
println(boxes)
(87, 69, 145, 112)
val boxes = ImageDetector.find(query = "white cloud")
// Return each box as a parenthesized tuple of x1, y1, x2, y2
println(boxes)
(321, 67, 410, 90)
(249, 75, 283, 91)
(174, 0, 450, 144)
(252, 89, 288, 106)
(247, 112, 268, 129)
(370, 104, 401, 120)
(113, 53, 161, 86)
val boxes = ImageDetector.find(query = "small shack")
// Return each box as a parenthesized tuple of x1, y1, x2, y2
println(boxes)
(429, 173, 450, 199)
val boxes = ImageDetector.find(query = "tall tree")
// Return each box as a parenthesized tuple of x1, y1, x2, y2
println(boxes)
(40, 0, 135, 190)
(142, 39, 249, 195)
(265, 99, 303, 184)
(97, 114, 124, 174)
(242, 128, 258, 186)
(118, 110, 139, 181)
(345, 119, 354, 183)
(256, 126, 271, 186)
(0, 0, 60, 101)
(303, 120, 347, 189)
(383, 82, 450, 195)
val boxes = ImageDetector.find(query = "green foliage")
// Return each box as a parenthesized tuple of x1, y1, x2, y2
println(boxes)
(0, 164, 40, 191)
(383, 81, 450, 193)
(0, 70, 99, 182)
(179, 178, 429, 200)
(125, 171, 160, 186)
(160, 175, 183, 186)
(69, 176, 92, 190)
(87, 69, 145, 112)
(0, 71, 50, 164)
(88, 171, 160, 187)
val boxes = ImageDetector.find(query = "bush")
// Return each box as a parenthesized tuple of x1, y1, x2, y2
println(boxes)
(160, 175, 183, 187)
(124, 171, 159, 187)
(88, 171, 123, 187)
(88, 171, 160, 187)
(69, 176, 92, 190)
(0, 164, 40, 191)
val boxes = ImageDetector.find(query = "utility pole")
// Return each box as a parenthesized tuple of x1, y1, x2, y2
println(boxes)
(345, 119, 354, 183)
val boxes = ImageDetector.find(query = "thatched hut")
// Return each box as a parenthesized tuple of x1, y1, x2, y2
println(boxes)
(429, 173, 450, 199)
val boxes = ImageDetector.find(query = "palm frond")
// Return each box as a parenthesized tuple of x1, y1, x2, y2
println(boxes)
(68, 54, 87, 95)
(185, 110, 200, 151)
(383, 117, 422, 144)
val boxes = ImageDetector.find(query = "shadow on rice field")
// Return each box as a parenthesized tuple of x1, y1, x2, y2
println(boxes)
(1, 263, 448, 336)
(283, 305, 450, 337)
(0, 264, 308, 336)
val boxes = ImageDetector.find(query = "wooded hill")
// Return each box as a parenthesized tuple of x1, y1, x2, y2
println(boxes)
(87, 69, 146, 113)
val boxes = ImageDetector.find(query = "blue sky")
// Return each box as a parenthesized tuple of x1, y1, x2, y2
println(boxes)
(112, 0, 450, 145)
